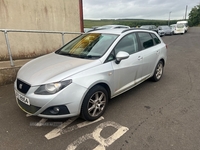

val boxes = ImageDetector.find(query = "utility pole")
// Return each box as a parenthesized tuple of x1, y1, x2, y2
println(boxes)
(185, 5, 188, 20)
(168, 11, 171, 26)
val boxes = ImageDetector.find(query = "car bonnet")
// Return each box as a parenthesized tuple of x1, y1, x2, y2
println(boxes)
(17, 53, 98, 86)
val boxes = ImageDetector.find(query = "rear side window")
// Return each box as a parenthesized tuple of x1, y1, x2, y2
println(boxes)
(138, 32, 154, 49)
(151, 33, 161, 45)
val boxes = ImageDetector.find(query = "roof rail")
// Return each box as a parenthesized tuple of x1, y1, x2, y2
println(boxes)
(121, 28, 150, 33)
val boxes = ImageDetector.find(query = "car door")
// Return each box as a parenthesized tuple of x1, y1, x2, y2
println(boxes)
(111, 33, 143, 96)
(136, 32, 160, 79)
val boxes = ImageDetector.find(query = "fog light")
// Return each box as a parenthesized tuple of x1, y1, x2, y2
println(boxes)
(41, 105, 70, 115)
(50, 107, 60, 114)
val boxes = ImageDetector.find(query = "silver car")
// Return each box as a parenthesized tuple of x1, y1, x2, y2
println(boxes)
(14, 28, 167, 121)
(158, 25, 173, 36)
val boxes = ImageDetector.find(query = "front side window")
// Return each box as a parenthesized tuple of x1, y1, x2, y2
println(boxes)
(138, 32, 154, 49)
(56, 33, 118, 59)
(114, 33, 138, 55)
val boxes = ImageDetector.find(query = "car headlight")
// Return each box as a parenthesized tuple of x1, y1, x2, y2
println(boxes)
(34, 80, 72, 95)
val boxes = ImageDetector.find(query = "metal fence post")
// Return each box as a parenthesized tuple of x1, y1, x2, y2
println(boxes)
(61, 32, 65, 46)
(4, 30, 14, 67)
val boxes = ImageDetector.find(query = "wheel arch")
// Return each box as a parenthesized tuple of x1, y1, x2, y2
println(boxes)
(159, 58, 165, 67)
(89, 82, 111, 100)
(78, 81, 112, 114)
(80, 82, 111, 121)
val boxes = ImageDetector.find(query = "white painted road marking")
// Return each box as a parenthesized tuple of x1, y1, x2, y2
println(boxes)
(66, 121, 129, 150)
(45, 116, 104, 140)
(35, 118, 48, 127)
(45, 117, 78, 140)
(26, 114, 32, 117)
(61, 116, 105, 134)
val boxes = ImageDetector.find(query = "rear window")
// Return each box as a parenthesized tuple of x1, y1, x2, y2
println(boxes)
(138, 32, 154, 49)
(177, 24, 184, 28)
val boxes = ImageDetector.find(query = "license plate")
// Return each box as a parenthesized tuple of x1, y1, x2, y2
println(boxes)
(15, 91, 30, 106)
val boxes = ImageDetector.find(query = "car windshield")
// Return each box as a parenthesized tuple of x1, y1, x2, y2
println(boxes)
(56, 33, 118, 59)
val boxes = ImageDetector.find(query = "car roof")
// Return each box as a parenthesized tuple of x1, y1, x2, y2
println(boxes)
(96, 25, 130, 29)
(100, 25, 127, 27)
(87, 28, 157, 35)
(89, 28, 126, 35)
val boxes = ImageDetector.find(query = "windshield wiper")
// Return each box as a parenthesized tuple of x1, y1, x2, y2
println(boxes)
(57, 51, 101, 59)
(58, 52, 81, 57)
(79, 55, 101, 59)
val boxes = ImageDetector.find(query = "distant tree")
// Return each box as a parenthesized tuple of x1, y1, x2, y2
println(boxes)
(188, 5, 200, 26)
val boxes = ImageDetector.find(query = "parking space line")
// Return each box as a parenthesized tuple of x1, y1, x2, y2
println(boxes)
(26, 114, 32, 117)
(62, 116, 105, 134)
(35, 118, 48, 127)
(45, 116, 104, 140)
(45, 117, 78, 140)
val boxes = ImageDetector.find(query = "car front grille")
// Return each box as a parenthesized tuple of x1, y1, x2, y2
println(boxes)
(17, 99, 41, 114)
(17, 79, 31, 94)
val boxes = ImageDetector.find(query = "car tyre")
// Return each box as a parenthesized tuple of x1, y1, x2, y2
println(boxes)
(151, 60, 164, 82)
(81, 85, 108, 121)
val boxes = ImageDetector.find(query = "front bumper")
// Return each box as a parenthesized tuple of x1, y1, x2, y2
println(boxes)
(14, 79, 87, 119)
(158, 32, 165, 36)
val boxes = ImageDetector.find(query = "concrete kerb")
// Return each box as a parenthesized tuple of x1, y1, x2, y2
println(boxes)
(0, 59, 31, 86)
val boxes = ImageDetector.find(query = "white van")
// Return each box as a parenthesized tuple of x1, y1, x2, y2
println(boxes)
(177, 21, 188, 33)
(174, 23, 185, 34)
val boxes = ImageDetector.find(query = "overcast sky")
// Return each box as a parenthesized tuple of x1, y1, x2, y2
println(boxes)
(83, 0, 200, 20)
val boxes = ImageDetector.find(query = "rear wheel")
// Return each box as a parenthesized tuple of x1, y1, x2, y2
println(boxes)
(151, 61, 164, 82)
(81, 85, 108, 121)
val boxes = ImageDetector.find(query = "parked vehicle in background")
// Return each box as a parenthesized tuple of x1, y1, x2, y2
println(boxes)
(158, 25, 173, 36)
(177, 21, 188, 33)
(174, 23, 185, 34)
(14, 28, 167, 121)
(140, 25, 158, 33)
(170, 24, 177, 34)
(95, 25, 130, 30)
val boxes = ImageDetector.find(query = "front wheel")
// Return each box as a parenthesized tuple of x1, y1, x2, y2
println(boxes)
(81, 85, 108, 121)
(151, 61, 164, 82)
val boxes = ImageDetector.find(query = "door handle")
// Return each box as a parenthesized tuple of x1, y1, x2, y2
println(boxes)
(138, 56, 143, 60)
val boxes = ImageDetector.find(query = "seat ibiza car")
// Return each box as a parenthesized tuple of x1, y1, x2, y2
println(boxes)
(14, 28, 167, 121)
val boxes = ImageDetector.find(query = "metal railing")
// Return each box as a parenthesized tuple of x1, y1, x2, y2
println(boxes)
(0, 29, 82, 67)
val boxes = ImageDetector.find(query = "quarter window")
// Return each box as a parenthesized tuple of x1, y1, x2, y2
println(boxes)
(151, 33, 161, 45)
(138, 32, 154, 49)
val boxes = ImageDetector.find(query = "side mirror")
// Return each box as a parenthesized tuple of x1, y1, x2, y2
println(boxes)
(115, 51, 129, 64)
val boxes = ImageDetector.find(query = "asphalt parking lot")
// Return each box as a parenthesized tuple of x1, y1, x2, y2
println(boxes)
(0, 27, 200, 150)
